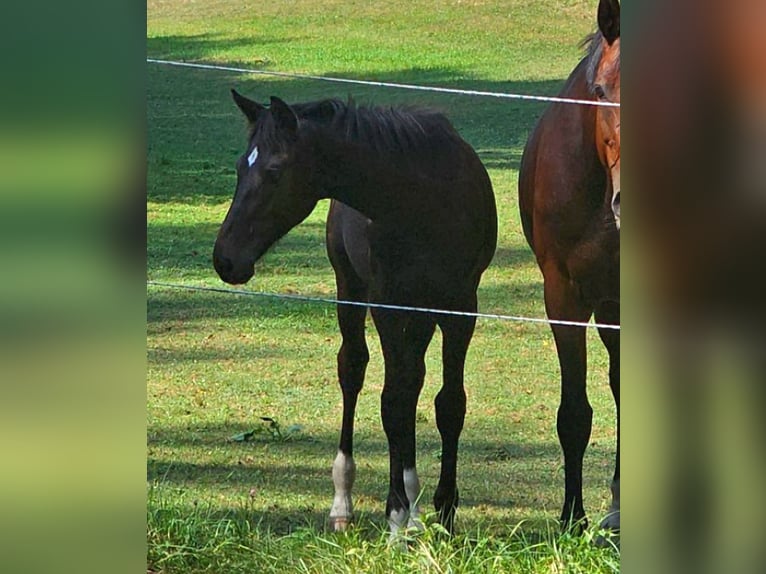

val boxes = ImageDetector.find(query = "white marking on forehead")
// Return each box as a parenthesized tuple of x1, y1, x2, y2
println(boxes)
(247, 146, 259, 167)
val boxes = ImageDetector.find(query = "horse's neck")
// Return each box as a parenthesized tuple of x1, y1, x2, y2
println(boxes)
(566, 69, 609, 201)
(306, 134, 401, 222)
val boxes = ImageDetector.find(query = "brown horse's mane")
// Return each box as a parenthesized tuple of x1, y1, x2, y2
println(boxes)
(582, 31, 620, 93)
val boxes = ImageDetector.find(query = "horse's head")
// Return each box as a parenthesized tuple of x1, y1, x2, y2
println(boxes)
(213, 92, 316, 285)
(591, 0, 621, 230)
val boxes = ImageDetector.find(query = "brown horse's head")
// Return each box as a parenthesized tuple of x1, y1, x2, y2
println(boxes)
(213, 92, 317, 285)
(590, 0, 621, 230)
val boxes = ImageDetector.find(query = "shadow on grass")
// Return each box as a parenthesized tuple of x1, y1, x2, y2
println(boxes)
(147, 287, 339, 327)
(148, 341, 291, 364)
(489, 245, 536, 269)
(147, 498, 562, 545)
(148, 424, 614, 516)
(147, 226, 543, 327)
(479, 148, 525, 172)
(148, 36, 564, 205)
(147, 218, 332, 277)
(147, 220, 535, 295)
(146, 281, 547, 333)
(147, 33, 305, 64)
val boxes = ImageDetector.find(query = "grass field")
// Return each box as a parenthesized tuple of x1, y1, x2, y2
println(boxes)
(147, 1, 619, 571)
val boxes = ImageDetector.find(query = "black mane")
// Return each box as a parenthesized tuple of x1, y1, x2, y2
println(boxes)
(254, 98, 462, 159)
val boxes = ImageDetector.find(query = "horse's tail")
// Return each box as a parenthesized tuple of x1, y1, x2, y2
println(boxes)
(479, 177, 498, 275)
(518, 128, 538, 253)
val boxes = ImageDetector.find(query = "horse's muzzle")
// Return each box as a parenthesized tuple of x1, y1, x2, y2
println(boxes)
(213, 245, 255, 285)
(611, 191, 620, 230)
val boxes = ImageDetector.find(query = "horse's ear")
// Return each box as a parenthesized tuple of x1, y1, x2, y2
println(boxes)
(231, 89, 266, 123)
(269, 96, 298, 136)
(597, 0, 620, 45)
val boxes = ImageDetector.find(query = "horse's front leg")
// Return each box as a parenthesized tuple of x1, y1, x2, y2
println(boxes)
(544, 267, 593, 532)
(329, 275, 369, 531)
(372, 308, 435, 539)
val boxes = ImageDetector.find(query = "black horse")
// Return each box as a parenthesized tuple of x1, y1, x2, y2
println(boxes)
(213, 92, 497, 536)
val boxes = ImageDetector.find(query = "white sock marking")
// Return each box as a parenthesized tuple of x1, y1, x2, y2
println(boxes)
(387, 467, 425, 540)
(387, 507, 411, 546)
(403, 467, 423, 529)
(330, 450, 355, 526)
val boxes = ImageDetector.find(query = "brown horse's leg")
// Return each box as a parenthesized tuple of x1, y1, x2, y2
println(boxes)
(329, 273, 369, 532)
(596, 302, 620, 536)
(372, 308, 435, 539)
(433, 309, 476, 534)
(544, 269, 593, 532)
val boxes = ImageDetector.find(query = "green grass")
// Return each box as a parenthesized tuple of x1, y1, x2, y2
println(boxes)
(148, 486, 618, 573)
(148, 0, 618, 571)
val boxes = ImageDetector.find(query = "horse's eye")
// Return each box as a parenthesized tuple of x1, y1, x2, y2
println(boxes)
(264, 167, 282, 182)
(594, 85, 607, 100)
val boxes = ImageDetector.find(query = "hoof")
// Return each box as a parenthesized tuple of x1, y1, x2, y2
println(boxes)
(387, 533, 409, 551)
(594, 528, 620, 549)
(329, 516, 353, 532)
(599, 509, 620, 531)
(560, 516, 588, 536)
(594, 510, 620, 548)
(407, 515, 425, 532)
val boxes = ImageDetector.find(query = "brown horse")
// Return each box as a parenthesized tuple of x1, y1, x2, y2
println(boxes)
(213, 94, 497, 536)
(518, 0, 620, 534)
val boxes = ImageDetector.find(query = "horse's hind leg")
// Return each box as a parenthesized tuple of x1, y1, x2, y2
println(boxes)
(596, 302, 620, 535)
(433, 307, 477, 534)
(373, 308, 436, 538)
(544, 270, 593, 531)
(328, 265, 369, 531)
